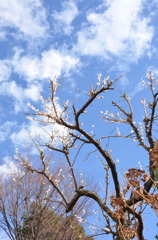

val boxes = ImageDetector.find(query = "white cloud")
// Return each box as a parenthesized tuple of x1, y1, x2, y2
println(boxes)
(75, 0, 153, 62)
(10, 121, 44, 147)
(10, 96, 69, 148)
(0, 157, 18, 176)
(24, 84, 42, 101)
(10, 119, 69, 149)
(52, 0, 79, 35)
(0, 60, 12, 82)
(0, 47, 79, 112)
(145, 66, 158, 77)
(0, 81, 41, 112)
(12, 48, 80, 81)
(0, 121, 17, 142)
(0, 0, 48, 39)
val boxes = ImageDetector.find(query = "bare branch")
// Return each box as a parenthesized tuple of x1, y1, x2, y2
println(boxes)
(111, 101, 149, 151)
(66, 189, 118, 223)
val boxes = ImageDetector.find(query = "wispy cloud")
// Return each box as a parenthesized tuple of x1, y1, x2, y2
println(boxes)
(0, 156, 18, 176)
(12, 48, 80, 81)
(75, 0, 153, 63)
(0, 60, 12, 82)
(0, 81, 42, 112)
(52, 0, 79, 35)
(0, 46, 80, 112)
(10, 121, 45, 147)
(10, 119, 69, 149)
(0, 121, 17, 142)
(0, 0, 49, 40)
(130, 82, 144, 97)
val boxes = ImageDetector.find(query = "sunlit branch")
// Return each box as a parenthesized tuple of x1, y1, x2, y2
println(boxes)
(30, 168, 68, 206)
(112, 101, 149, 151)
(72, 142, 85, 166)
(66, 189, 118, 222)
(74, 83, 114, 126)
(146, 92, 158, 148)
(45, 143, 78, 190)
(75, 126, 121, 198)
(64, 152, 78, 190)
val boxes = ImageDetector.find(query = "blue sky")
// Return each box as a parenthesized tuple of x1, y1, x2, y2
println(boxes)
(0, 0, 158, 239)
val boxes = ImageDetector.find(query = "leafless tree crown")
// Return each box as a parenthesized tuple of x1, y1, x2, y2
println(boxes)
(15, 72, 158, 240)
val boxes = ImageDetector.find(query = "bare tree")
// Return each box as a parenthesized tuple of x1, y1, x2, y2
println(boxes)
(0, 169, 92, 240)
(15, 72, 158, 239)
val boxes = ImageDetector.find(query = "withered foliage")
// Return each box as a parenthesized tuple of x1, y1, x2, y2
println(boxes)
(110, 167, 158, 239)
